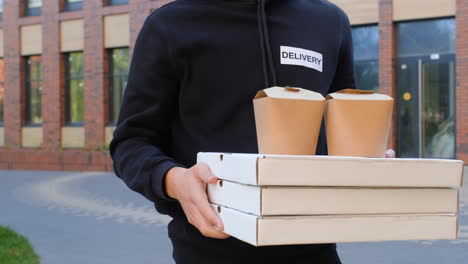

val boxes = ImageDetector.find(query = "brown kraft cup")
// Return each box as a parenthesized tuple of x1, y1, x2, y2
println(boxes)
(253, 86, 326, 155)
(325, 89, 394, 158)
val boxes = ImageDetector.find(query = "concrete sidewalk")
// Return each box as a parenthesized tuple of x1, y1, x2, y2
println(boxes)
(0, 170, 173, 264)
(0, 169, 467, 264)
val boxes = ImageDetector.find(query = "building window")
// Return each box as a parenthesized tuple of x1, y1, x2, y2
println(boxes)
(24, 0, 42, 16)
(397, 19, 456, 57)
(108, 48, 129, 124)
(0, 0, 4, 20)
(352, 25, 379, 91)
(107, 0, 128, 6)
(24, 56, 42, 125)
(64, 52, 84, 125)
(64, 0, 82, 12)
(0, 58, 4, 125)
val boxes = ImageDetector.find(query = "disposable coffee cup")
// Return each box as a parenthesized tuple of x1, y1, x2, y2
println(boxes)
(325, 89, 393, 158)
(253, 86, 325, 155)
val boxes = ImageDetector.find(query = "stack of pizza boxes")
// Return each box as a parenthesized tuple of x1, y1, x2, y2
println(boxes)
(197, 87, 464, 246)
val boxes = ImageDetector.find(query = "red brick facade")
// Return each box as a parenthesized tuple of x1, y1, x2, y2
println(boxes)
(0, 149, 112, 171)
(0, 0, 466, 172)
(84, 0, 106, 150)
(42, 0, 63, 150)
(3, 1, 23, 149)
(378, 0, 397, 151)
(0, 1, 172, 171)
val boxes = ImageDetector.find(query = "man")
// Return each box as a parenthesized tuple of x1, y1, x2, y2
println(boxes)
(110, 0, 394, 263)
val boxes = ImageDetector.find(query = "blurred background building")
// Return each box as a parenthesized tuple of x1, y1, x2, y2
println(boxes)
(0, 0, 466, 171)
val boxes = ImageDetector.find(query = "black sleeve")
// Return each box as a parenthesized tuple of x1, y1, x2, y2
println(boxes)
(329, 14, 357, 93)
(109, 13, 184, 203)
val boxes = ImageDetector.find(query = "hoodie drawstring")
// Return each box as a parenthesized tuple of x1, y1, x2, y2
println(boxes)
(257, 0, 277, 88)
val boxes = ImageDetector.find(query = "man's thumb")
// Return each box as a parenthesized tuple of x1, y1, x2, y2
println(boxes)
(196, 163, 218, 184)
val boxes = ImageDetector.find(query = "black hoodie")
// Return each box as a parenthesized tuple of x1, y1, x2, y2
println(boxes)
(110, 0, 356, 258)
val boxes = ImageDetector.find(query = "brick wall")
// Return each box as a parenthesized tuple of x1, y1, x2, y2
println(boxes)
(3, 1, 22, 149)
(378, 0, 397, 151)
(0, 0, 465, 171)
(0, 0, 168, 172)
(456, 0, 468, 163)
(42, 0, 63, 150)
(0, 149, 112, 171)
(84, 0, 106, 150)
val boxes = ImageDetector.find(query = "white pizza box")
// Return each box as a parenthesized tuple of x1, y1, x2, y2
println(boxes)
(208, 180, 459, 215)
(198, 152, 464, 187)
(213, 204, 458, 246)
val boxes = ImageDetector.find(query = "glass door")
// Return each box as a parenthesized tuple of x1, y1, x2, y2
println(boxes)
(420, 58, 456, 158)
(397, 55, 456, 159)
(397, 58, 419, 158)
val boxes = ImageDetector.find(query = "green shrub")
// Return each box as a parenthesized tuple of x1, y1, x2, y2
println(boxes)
(0, 226, 40, 264)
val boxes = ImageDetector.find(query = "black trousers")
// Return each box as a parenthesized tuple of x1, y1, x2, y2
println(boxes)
(171, 237, 342, 264)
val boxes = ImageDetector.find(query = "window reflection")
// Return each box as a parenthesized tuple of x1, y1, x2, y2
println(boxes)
(25, 56, 43, 124)
(28, 0, 42, 8)
(25, 0, 42, 16)
(108, 48, 129, 124)
(0, 59, 4, 124)
(397, 19, 456, 57)
(64, 0, 82, 11)
(0, 0, 4, 20)
(354, 60, 379, 91)
(65, 52, 84, 125)
(352, 25, 379, 91)
(108, 0, 128, 6)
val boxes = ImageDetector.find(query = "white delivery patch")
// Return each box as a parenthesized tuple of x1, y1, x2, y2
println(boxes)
(280, 46, 323, 72)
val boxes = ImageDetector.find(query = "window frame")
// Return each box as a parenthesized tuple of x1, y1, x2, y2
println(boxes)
(396, 17, 456, 58)
(107, 0, 128, 6)
(351, 24, 380, 61)
(0, 0, 3, 20)
(24, 55, 43, 126)
(63, 0, 83, 12)
(351, 24, 380, 91)
(24, 0, 42, 17)
(0, 58, 4, 126)
(353, 58, 379, 92)
(64, 52, 85, 126)
(108, 47, 129, 125)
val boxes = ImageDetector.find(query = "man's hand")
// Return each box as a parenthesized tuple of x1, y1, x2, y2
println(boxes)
(165, 163, 229, 239)
(385, 149, 396, 158)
